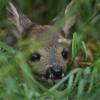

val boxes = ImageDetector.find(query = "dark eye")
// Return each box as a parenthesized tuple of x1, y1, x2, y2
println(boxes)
(61, 48, 69, 60)
(30, 52, 41, 62)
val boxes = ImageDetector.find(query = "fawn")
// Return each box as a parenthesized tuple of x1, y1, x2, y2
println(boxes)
(5, 1, 77, 84)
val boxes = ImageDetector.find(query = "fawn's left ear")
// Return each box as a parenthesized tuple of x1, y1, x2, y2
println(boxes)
(50, 0, 77, 38)
(6, 2, 33, 39)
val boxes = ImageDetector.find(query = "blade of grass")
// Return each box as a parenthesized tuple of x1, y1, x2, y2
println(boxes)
(49, 68, 81, 91)
(72, 32, 78, 59)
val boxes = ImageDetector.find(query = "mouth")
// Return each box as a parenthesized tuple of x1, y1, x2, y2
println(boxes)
(34, 67, 65, 85)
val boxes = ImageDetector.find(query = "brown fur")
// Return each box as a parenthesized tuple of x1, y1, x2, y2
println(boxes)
(6, 1, 76, 84)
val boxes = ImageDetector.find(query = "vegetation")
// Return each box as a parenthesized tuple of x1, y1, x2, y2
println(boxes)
(0, 0, 100, 100)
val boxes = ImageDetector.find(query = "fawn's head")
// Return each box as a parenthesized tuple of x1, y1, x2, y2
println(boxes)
(6, 1, 76, 84)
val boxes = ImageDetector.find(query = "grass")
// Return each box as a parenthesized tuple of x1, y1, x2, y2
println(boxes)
(0, 0, 100, 100)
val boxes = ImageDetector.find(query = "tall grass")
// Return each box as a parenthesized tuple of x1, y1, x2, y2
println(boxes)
(0, 0, 100, 100)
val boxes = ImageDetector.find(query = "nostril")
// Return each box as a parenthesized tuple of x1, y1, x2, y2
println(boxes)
(51, 66, 63, 79)
(45, 65, 64, 79)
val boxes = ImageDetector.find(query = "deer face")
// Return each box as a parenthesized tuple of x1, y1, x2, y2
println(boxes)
(6, 2, 76, 84)
(24, 25, 70, 83)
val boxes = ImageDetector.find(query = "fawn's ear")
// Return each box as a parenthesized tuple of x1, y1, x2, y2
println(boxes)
(62, 0, 77, 38)
(50, 0, 77, 38)
(6, 2, 33, 39)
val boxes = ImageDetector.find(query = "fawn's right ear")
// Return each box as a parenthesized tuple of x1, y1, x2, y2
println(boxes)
(6, 2, 33, 39)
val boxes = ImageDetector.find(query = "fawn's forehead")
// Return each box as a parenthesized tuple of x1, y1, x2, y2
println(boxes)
(29, 25, 51, 37)
(38, 43, 63, 57)
(28, 25, 64, 54)
(29, 25, 62, 40)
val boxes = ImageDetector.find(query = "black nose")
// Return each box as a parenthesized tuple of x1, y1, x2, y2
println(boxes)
(45, 64, 64, 79)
